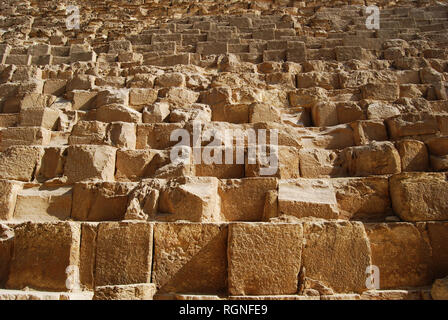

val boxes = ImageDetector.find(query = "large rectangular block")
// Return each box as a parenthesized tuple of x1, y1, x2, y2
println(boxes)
(159, 177, 220, 222)
(0, 180, 22, 220)
(278, 179, 339, 219)
(0, 127, 51, 151)
(219, 178, 278, 221)
(390, 172, 448, 221)
(72, 182, 136, 221)
(332, 177, 391, 220)
(153, 223, 227, 294)
(0, 146, 44, 182)
(0, 224, 14, 286)
(6, 222, 81, 291)
(365, 223, 434, 289)
(228, 223, 303, 295)
(95, 222, 153, 286)
(302, 221, 371, 293)
(343, 141, 401, 176)
(64, 145, 116, 183)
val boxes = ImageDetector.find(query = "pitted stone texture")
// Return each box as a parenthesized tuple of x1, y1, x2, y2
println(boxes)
(228, 223, 303, 295)
(153, 223, 227, 294)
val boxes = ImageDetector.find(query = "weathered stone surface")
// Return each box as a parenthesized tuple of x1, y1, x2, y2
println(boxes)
(343, 141, 401, 176)
(396, 139, 429, 172)
(332, 177, 391, 220)
(365, 223, 434, 289)
(431, 276, 448, 300)
(390, 172, 448, 221)
(0, 224, 14, 286)
(159, 177, 220, 222)
(94, 283, 157, 300)
(64, 145, 116, 183)
(278, 179, 339, 219)
(0, 180, 22, 220)
(95, 222, 153, 286)
(228, 223, 303, 295)
(0, 146, 44, 182)
(302, 221, 371, 293)
(153, 223, 227, 294)
(6, 222, 81, 291)
(219, 178, 278, 221)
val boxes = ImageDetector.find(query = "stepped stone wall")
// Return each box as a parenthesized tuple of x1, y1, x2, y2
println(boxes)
(0, 0, 448, 300)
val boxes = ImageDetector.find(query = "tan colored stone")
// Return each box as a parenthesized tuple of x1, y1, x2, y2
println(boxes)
(159, 177, 220, 222)
(0, 180, 22, 220)
(343, 141, 401, 176)
(278, 179, 339, 219)
(6, 222, 80, 291)
(299, 148, 346, 178)
(332, 177, 391, 221)
(64, 145, 116, 183)
(365, 222, 434, 288)
(72, 182, 136, 221)
(431, 276, 448, 300)
(0, 146, 44, 182)
(13, 186, 72, 221)
(94, 283, 157, 300)
(153, 223, 227, 294)
(219, 178, 277, 221)
(396, 139, 429, 172)
(427, 222, 448, 279)
(302, 221, 371, 293)
(390, 172, 448, 221)
(228, 223, 303, 295)
(0, 224, 14, 286)
(95, 221, 153, 286)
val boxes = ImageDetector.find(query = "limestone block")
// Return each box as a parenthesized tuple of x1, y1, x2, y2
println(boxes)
(390, 172, 448, 221)
(361, 83, 400, 101)
(427, 222, 448, 279)
(159, 177, 221, 222)
(302, 221, 371, 293)
(0, 224, 14, 286)
(350, 120, 388, 146)
(228, 223, 303, 295)
(332, 177, 391, 220)
(19, 107, 60, 130)
(72, 182, 136, 221)
(136, 123, 184, 149)
(129, 88, 158, 110)
(94, 284, 156, 300)
(385, 112, 438, 139)
(79, 223, 98, 290)
(365, 223, 434, 288)
(311, 101, 338, 127)
(106, 122, 136, 149)
(68, 121, 108, 145)
(142, 102, 170, 123)
(95, 222, 153, 286)
(431, 277, 448, 300)
(219, 178, 278, 221)
(155, 72, 185, 88)
(0, 127, 51, 151)
(0, 180, 22, 220)
(278, 179, 339, 219)
(425, 136, 448, 156)
(6, 222, 81, 291)
(245, 145, 300, 179)
(299, 148, 346, 178)
(0, 146, 44, 182)
(153, 223, 227, 294)
(343, 141, 401, 176)
(13, 186, 72, 221)
(395, 139, 429, 172)
(96, 104, 142, 123)
(64, 145, 116, 183)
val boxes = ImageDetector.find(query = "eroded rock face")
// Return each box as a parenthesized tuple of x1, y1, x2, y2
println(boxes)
(302, 221, 371, 294)
(228, 223, 303, 295)
(0, 0, 447, 301)
(390, 172, 448, 221)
